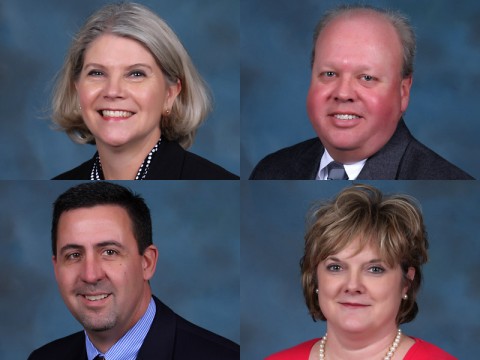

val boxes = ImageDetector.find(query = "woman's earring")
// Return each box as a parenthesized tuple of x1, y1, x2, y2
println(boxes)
(315, 289, 319, 294)
(402, 294, 408, 300)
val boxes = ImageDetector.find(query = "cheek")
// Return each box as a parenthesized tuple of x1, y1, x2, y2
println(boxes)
(76, 83, 101, 106)
(364, 86, 402, 119)
(307, 85, 330, 132)
(306, 84, 324, 115)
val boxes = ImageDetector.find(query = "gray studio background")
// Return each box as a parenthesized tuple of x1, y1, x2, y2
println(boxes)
(0, 0, 239, 178)
(242, 181, 480, 359)
(0, 181, 239, 359)
(241, 0, 480, 178)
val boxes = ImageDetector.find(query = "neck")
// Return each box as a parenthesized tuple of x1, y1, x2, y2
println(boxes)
(323, 324, 399, 360)
(96, 134, 160, 180)
(324, 147, 367, 165)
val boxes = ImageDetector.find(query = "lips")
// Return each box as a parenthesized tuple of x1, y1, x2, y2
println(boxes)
(333, 114, 360, 120)
(98, 109, 135, 118)
(330, 113, 362, 120)
(84, 294, 110, 301)
(339, 302, 370, 308)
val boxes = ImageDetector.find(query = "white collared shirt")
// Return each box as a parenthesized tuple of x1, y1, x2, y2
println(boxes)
(316, 149, 367, 180)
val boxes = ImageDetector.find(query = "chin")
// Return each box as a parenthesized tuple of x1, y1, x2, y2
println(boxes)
(337, 319, 372, 333)
(95, 134, 133, 148)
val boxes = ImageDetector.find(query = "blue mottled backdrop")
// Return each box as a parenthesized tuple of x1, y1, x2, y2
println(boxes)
(0, 181, 239, 359)
(241, 0, 480, 178)
(241, 181, 480, 359)
(0, 0, 239, 178)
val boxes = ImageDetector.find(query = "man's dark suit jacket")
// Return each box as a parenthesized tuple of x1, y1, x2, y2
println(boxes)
(52, 140, 239, 180)
(28, 296, 239, 360)
(250, 119, 474, 180)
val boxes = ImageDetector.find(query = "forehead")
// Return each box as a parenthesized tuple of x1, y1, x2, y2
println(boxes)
(315, 11, 403, 68)
(84, 33, 158, 66)
(328, 238, 380, 259)
(57, 205, 134, 244)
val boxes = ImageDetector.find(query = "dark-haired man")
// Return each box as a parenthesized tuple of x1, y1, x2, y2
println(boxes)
(28, 182, 239, 360)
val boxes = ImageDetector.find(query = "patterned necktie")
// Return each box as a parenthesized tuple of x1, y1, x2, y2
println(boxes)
(93, 356, 105, 360)
(326, 161, 348, 180)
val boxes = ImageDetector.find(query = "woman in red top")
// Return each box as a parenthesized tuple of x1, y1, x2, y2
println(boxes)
(266, 184, 456, 360)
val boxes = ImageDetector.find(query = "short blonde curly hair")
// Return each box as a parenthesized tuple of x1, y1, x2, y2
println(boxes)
(301, 184, 428, 324)
(52, 2, 211, 149)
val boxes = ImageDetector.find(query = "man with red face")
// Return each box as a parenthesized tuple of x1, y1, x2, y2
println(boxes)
(250, 5, 473, 180)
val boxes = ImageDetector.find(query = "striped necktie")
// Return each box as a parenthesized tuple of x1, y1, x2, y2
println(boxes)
(326, 161, 348, 180)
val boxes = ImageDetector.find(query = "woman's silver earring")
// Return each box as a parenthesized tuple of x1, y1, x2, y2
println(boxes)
(403, 294, 408, 300)
(315, 289, 319, 294)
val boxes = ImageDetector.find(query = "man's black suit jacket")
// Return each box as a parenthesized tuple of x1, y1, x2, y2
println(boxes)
(52, 139, 239, 180)
(250, 119, 474, 180)
(28, 296, 239, 360)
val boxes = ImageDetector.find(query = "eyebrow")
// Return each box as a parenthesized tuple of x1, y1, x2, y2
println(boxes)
(83, 63, 154, 71)
(326, 256, 384, 263)
(58, 241, 125, 255)
(59, 244, 84, 255)
(95, 240, 125, 250)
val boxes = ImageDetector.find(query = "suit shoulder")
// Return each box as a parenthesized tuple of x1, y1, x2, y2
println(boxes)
(175, 314, 239, 359)
(28, 331, 85, 359)
(401, 139, 474, 179)
(250, 138, 321, 179)
(182, 150, 239, 179)
(52, 158, 93, 180)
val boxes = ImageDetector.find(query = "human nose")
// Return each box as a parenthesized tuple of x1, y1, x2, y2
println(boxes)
(103, 75, 125, 99)
(80, 255, 105, 284)
(333, 76, 355, 102)
(344, 269, 365, 294)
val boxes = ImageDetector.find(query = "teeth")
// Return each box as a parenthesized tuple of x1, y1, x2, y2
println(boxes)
(334, 114, 359, 120)
(85, 294, 109, 301)
(102, 110, 133, 118)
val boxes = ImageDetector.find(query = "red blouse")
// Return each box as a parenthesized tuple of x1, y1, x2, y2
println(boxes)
(265, 337, 457, 360)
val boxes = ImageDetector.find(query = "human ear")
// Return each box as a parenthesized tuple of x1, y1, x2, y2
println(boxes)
(164, 78, 182, 110)
(142, 245, 158, 281)
(400, 76, 413, 113)
(402, 266, 416, 296)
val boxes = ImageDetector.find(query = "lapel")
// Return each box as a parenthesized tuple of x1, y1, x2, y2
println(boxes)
(145, 140, 186, 180)
(136, 296, 177, 360)
(357, 119, 412, 179)
(292, 138, 324, 179)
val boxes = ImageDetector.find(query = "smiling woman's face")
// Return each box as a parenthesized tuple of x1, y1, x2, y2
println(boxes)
(316, 238, 414, 335)
(75, 34, 180, 151)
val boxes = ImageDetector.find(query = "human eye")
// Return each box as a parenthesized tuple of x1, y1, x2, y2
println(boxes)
(128, 70, 146, 78)
(326, 263, 342, 272)
(102, 249, 119, 257)
(368, 265, 385, 274)
(65, 252, 81, 261)
(87, 69, 105, 77)
(322, 71, 336, 78)
(360, 74, 376, 82)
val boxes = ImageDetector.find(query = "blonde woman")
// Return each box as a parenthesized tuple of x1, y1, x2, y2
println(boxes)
(52, 2, 237, 180)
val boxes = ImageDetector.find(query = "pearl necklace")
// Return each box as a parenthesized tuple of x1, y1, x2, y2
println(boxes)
(319, 329, 402, 360)
(90, 139, 161, 180)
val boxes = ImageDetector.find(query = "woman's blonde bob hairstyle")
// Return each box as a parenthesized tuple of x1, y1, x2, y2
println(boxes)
(301, 184, 428, 324)
(52, 2, 211, 149)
